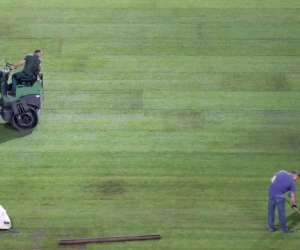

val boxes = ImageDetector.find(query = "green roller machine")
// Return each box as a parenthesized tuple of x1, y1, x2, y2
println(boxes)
(0, 61, 43, 131)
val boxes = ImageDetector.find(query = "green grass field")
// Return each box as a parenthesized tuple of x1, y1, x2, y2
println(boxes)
(1, 0, 300, 249)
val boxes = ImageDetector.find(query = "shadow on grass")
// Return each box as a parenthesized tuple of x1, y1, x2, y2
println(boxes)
(0, 122, 32, 144)
(286, 211, 300, 229)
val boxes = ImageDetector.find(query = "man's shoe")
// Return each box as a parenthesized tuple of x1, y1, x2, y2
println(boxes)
(281, 228, 294, 233)
(7, 91, 15, 95)
(268, 226, 278, 232)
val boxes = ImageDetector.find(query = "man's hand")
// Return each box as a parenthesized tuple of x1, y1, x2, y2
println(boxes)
(10, 59, 25, 70)
(292, 204, 297, 209)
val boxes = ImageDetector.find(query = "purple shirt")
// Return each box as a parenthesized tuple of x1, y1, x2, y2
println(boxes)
(269, 170, 296, 197)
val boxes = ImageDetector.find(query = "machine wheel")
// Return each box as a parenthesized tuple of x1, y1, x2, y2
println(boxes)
(12, 106, 39, 132)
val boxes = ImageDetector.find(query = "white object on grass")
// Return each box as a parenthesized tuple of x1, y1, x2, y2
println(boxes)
(0, 205, 11, 229)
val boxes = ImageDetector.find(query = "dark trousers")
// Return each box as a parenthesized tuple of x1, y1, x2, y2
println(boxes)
(268, 194, 288, 231)
(11, 71, 32, 90)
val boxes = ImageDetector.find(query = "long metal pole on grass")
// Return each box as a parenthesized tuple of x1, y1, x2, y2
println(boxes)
(59, 234, 161, 245)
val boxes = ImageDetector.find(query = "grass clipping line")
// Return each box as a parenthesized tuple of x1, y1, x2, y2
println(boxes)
(59, 234, 161, 245)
